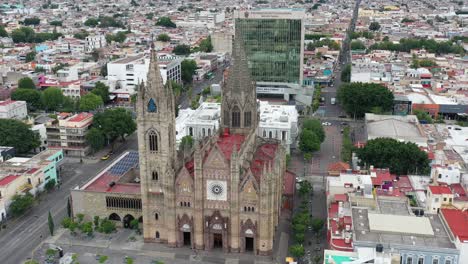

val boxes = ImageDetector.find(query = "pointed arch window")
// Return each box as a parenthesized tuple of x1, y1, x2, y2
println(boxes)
(232, 106, 240, 127)
(152, 171, 158, 181)
(244, 111, 251, 127)
(148, 98, 157, 112)
(148, 131, 158, 152)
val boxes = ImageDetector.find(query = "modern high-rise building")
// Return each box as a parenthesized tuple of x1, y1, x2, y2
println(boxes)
(234, 9, 312, 104)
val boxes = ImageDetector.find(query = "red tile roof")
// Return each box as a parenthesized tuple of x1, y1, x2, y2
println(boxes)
(68, 112, 93, 122)
(0, 99, 17, 106)
(328, 162, 350, 172)
(216, 130, 245, 160)
(441, 209, 468, 242)
(250, 143, 278, 182)
(450, 184, 468, 201)
(334, 194, 348, 202)
(429, 185, 452, 195)
(371, 169, 393, 186)
(0, 175, 20, 186)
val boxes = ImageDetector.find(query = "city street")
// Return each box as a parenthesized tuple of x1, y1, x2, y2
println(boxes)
(0, 133, 138, 264)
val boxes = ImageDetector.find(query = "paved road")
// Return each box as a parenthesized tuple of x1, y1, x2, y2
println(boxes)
(0, 133, 138, 264)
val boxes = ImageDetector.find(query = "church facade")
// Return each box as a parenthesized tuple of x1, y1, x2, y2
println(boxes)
(136, 34, 290, 255)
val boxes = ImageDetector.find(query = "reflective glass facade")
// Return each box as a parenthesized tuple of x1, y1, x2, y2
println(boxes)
(235, 18, 303, 84)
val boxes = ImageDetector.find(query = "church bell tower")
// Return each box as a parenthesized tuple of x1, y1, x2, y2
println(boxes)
(137, 45, 178, 246)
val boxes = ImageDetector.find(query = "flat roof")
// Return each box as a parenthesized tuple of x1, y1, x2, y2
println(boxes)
(368, 213, 434, 236)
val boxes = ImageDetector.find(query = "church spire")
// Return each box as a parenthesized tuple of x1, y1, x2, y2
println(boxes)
(220, 27, 258, 135)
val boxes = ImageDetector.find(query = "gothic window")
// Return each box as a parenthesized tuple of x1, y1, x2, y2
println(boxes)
(244, 111, 251, 127)
(155, 213, 159, 220)
(156, 231, 160, 239)
(180, 202, 183, 206)
(232, 106, 240, 127)
(152, 171, 158, 181)
(224, 110, 229, 126)
(282, 131, 287, 141)
(189, 127, 193, 136)
(269, 131, 272, 138)
(148, 131, 158, 152)
(148, 98, 157, 112)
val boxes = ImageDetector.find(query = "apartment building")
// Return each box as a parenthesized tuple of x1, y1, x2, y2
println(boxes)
(0, 99, 27, 119)
(84, 35, 107, 53)
(46, 113, 93, 157)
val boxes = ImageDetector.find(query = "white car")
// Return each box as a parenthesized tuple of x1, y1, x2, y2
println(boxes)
(322, 122, 332, 126)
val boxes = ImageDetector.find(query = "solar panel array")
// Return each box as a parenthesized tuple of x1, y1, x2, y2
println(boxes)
(108, 151, 139, 176)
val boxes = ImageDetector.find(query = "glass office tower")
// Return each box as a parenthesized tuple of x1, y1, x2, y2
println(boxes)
(234, 9, 305, 85)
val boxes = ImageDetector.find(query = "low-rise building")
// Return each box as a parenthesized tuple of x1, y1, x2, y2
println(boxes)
(46, 113, 93, 157)
(426, 185, 455, 214)
(0, 99, 27, 119)
(84, 35, 107, 53)
(0, 149, 63, 221)
(441, 209, 468, 263)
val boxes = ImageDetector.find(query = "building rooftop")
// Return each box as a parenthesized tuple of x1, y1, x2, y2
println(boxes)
(352, 207, 456, 250)
(68, 112, 93, 122)
(441, 209, 468, 242)
(429, 185, 452, 195)
(112, 55, 145, 65)
(0, 175, 19, 186)
(82, 151, 140, 194)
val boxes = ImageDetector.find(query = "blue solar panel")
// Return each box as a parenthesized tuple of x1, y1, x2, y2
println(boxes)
(108, 151, 139, 176)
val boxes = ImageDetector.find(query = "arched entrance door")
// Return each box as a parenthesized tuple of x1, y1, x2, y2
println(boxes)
(177, 214, 193, 248)
(204, 211, 229, 252)
(109, 213, 121, 221)
(123, 214, 135, 228)
(240, 219, 257, 254)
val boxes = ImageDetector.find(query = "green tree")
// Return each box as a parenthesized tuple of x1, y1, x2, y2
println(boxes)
(86, 128, 106, 153)
(350, 40, 366, 50)
(42, 87, 65, 111)
(81, 222, 94, 237)
(369, 21, 381, 31)
(180, 135, 194, 150)
(49, 20, 62, 26)
(18, 77, 36, 89)
(84, 17, 99, 27)
(299, 129, 321, 153)
(298, 181, 312, 197)
(289, 244, 305, 258)
(93, 108, 136, 142)
(341, 126, 353, 162)
(11, 27, 35, 43)
(9, 193, 34, 217)
(173, 44, 191, 56)
(0, 119, 40, 153)
(337, 82, 394, 118)
(157, 33, 170, 42)
(356, 138, 430, 175)
(413, 110, 433, 123)
(341, 64, 351, 82)
(0, 26, 8, 37)
(11, 88, 42, 110)
(79, 93, 103, 111)
(130, 219, 139, 230)
(91, 82, 110, 103)
(181, 59, 197, 83)
(156, 17, 176, 28)
(98, 219, 116, 234)
(25, 51, 36, 62)
(199, 36, 213, 52)
(94, 216, 100, 227)
(44, 179, 56, 192)
(23, 17, 40, 26)
(73, 30, 89, 40)
(48, 211, 55, 236)
(146, 13, 154, 20)
(311, 218, 324, 233)
(302, 119, 325, 143)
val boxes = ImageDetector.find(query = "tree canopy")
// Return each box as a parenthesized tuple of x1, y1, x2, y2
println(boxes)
(49, 20, 62, 27)
(0, 26, 8, 37)
(181, 59, 197, 83)
(340, 64, 351, 82)
(356, 138, 430, 175)
(42, 87, 65, 111)
(299, 119, 325, 154)
(413, 109, 433, 124)
(91, 82, 110, 103)
(0, 119, 40, 153)
(337, 82, 394, 118)
(11, 88, 42, 110)
(9, 193, 34, 217)
(369, 21, 381, 31)
(84, 18, 99, 27)
(18, 77, 36, 89)
(199, 36, 213, 52)
(370, 38, 465, 55)
(156, 17, 176, 28)
(173, 44, 191, 56)
(350, 40, 366, 50)
(11, 27, 62, 43)
(86, 127, 106, 153)
(93, 108, 136, 142)
(79, 93, 103, 111)
(156, 33, 170, 42)
(23, 17, 40, 26)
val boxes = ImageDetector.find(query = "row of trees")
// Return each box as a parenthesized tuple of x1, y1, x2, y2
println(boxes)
(341, 126, 353, 163)
(10, 27, 62, 43)
(156, 16, 177, 28)
(337, 82, 394, 118)
(311, 85, 322, 112)
(299, 119, 325, 159)
(84, 16, 125, 28)
(306, 38, 340, 51)
(370, 38, 465, 55)
(12, 80, 108, 113)
(62, 214, 116, 237)
(356, 138, 430, 175)
(350, 31, 374, 40)
(173, 36, 213, 55)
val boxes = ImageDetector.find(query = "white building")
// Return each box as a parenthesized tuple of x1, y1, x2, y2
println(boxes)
(107, 54, 182, 98)
(175, 101, 299, 153)
(84, 35, 106, 53)
(426, 185, 454, 214)
(431, 165, 462, 186)
(0, 99, 28, 119)
(61, 81, 81, 99)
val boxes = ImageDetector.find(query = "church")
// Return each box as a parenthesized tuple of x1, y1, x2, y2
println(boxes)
(136, 32, 292, 255)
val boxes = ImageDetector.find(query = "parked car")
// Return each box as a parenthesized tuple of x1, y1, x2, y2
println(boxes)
(101, 154, 110, 161)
